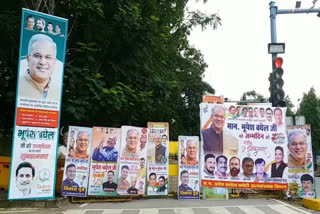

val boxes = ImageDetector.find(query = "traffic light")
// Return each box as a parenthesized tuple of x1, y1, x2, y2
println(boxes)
(271, 57, 286, 107)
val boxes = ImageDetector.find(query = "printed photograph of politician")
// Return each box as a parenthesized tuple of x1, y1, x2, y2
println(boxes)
(18, 33, 63, 102)
(67, 128, 92, 160)
(287, 125, 315, 199)
(178, 136, 200, 200)
(25, 14, 65, 37)
(9, 126, 58, 200)
(91, 127, 121, 162)
(62, 126, 92, 197)
(117, 164, 146, 195)
(17, 10, 67, 113)
(117, 126, 148, 195)
(146, 172, 168, 195)
(200, 103, 289, 190)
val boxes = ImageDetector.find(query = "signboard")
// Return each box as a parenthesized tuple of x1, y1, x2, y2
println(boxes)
(200, 104, 288, 190)
(15, 9, 68, 128)
(287, 125, 315, 198)
(9, 8, 68, 200)
(8, 127, 58, 199)
(88, 127, 121, 196)
(117, 126, 148, 195)
(178, 136, 200, 200)
(146, 122, 169, 196)
(61, 126, 92, 197)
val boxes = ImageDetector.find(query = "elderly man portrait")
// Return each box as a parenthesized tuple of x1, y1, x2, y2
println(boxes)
(288, 130, 308, 168)
(202, 105, 225, 156)
(92, 135, 118, 162)
(73, 131, 90, 159)
(155, 133, 166, 163)
(15, 162, 35, 197)
(122, 129, 140, 158)
(185, 139, 198, 165)
(19, 34, 63, 100)
(240, 157, 254, 181)
(203, 153, 215, 176)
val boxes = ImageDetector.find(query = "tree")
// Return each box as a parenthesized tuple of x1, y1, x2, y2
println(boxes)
(297, 87, 320, 155)
(0, 0, 221, 140)
(240, 90, 268, 103)
(284, 95, 295, 116)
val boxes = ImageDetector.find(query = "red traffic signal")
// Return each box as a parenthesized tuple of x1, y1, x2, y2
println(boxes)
(274, 57, 283, 69)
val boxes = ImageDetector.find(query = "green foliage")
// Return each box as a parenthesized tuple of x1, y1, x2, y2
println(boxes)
(297, 87, 320, 154)
(240, 90, 268, 103)
(0, 0, 219, 140)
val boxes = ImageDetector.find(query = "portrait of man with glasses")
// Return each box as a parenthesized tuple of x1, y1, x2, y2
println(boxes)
(288, 130, 308, 168)
(201, 105, 225, 156)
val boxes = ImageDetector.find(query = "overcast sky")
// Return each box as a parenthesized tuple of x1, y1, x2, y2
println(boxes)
(187, 0, 320, 109)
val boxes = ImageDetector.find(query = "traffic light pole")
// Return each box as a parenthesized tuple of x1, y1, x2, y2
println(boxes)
(269, 1, 320, 106)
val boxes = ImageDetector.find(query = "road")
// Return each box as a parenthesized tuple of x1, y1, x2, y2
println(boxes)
(0, 198, 315, 214)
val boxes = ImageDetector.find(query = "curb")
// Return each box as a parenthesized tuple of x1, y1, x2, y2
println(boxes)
(303, 198, 320, 211)
(0, 196, 69, 208)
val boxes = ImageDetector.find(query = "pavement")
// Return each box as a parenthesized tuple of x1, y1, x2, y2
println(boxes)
(0, 198, 316, 214)
(0, 177, 319, 213)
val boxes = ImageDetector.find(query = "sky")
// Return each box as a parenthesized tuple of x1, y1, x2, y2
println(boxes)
(187, 0, 320, 109)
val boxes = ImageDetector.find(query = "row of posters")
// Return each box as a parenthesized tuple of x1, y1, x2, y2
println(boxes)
(199, 103, 315, 199)
(61, 124, 169, 197)
(8, 9, 68, 200)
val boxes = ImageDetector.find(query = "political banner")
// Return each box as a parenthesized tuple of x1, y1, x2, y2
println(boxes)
(8, 127, 58, 200)
(146, 122, 169, 196)
(88, 127, 121, 196)
(117, 126, 148, 195)
(15, 9, 68, 128)
(9, 8, 68, 201)
(287, 125, 315, 198)
(61, 126, 92, 197)
(200, 103, 288, 190)
(178, 136, 200, 200)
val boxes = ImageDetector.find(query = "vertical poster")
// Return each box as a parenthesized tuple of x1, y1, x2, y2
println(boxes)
(200, 104, 289, 190)
(117, 126, 148, 195)
(287, 125, 315, 199)
(15, 8, 68, 127)
(178, 136, 200, 200)
(146, 122, 169, 196)
(88, 127, 121, 196)
(8, 127, 58, 199)
(61, 126, 92, 197)
(9, 8, 68, 200)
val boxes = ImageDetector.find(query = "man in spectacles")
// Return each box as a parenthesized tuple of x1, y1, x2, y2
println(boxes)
(288, 130, 308, 168)
(202, 105, 225, 156)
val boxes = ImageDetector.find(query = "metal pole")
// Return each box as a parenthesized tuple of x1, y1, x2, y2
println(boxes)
(269, 1, 278, 105)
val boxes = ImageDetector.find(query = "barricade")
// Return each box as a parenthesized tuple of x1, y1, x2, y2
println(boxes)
(0, 141, 285, 201)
